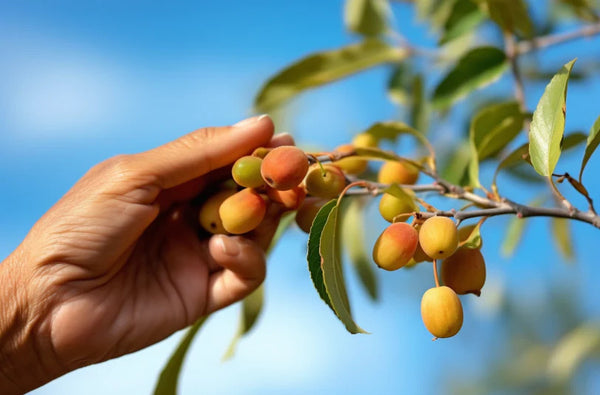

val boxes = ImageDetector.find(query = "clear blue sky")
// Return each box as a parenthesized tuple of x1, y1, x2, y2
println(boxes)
(1, 1, 600, 394)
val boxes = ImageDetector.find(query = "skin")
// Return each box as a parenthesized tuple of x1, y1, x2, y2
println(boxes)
(0, 115, 293, 394)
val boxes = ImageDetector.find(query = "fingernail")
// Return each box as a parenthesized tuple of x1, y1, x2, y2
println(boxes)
(234, 114, 269, 127)
(216, 235, 240, 256)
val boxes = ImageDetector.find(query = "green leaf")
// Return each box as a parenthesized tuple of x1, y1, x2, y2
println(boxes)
(345, 0, 390, 37)
(529, 59, 576, 177)
(559, 0, 599, 22)
(255, 39, 407, 112)
(458, 221, 483, 249)
(341, 198, 378, 300)
(307, 200, 337, 312)
(154, 317, 208, 395)
(551, 218, 575, 262)
(579, 115, 600, 182)
(432, 46, 508, 109)
(222, 285, 264, 361)
(320, 202, 367, 334)
(468, 101, 525, 186)
(362, 121, 434, 156)
(501, 216, 526, 257)
(442, 141, 472, 186)
(471, 0, 534, 37)
(411, 74, 429, 134)
(563, 131, 587, 150)
(440, 0, 485, 44)
(388, 65, 411, 105)
(548, 322, 600, 383)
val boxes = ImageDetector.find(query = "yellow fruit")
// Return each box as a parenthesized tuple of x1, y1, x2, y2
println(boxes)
(334, 144, 368, 175)
(441, 248, 486, 296)
(421, 286, 463, 339)
(352, 133, 378, 148)
(218, 188, 267, 234)
(412, 222, 433, 263)
(304, 165, 346, 199)
(378, 161, 420, 185)
(378, 190, 418, 223)
(295, 197, 328, 233)
(372, 223, 419, 271)
(419, 216, 458, 260)
(198, 189, 236, 234)
(261, 146, 309, 190)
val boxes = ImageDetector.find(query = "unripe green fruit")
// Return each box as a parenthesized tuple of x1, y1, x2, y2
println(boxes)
(232, 156, 265, 188)
(378, 161, 420, 185)
(304, 165, 346, 199)
(372, 223, 419, 271)
(441, 247, 486, 296)
(378, 190, 418, 223)
(352, 133, 378, 148)
(198, 189, 236, 234)
(334, 144, 368, 175)
(218, 188, 267, 234)
(421, 286, 463, 339)
(261, 146, 309, 190)
(267, 186, 306, 210)
(295, 197, 328, 233)
(419, 216, 459, 260)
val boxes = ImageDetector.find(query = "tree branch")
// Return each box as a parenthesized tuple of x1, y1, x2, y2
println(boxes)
(517, 22, 600, 55)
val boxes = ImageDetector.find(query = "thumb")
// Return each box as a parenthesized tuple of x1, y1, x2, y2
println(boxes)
(136, 115, 274, 190)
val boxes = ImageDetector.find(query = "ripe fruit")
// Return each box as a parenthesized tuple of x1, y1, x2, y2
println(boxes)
(378, 190, 418, 223)
(218, 188, 267, 234)
(334, 144, 368, 175)
(261, 146, 309, 190)
(378, 160, 420, 185)
(304, 165, 346, 199)
(352, 133, 378, 148)
(441, 247, 486, 296)
(267, 186, 306, 210)
(295, 197, 328, 233)
(419, 216, 459, 260)
(198, 189, 236, 234)
(421, 286, 463, 339)
(232, 156, 265, 188)
(372, 223, 419, 271)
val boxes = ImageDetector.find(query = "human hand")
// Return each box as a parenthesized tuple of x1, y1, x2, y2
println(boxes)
(0, 115, 289, 394)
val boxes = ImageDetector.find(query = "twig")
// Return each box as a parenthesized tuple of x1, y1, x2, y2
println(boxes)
(517, 22, 600, 55)
(504, 32, 527, 113)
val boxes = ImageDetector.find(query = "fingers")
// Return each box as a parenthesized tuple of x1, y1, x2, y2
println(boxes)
(203, 235, 266, 315)
(266, 132, 294, 148)
(135, 115, 274, 190)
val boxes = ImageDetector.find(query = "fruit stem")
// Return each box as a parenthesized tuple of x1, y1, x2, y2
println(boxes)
(433, 259, 440, 287)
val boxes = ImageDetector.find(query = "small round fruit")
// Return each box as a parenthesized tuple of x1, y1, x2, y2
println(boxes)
(304, 165, 346, 199)
(352, 133, 378, 148)
(421, 286, 463, 339)
(198, 189, 236, 234)
(372, 223, 419, 271)
(232, 156, 265, 188)
(267, 186, 306, 210)
(261, 146, 309, 190)
(218, 188, 267, 234)
(334, 144, 368, 175)
(378, 160, 420, 185)
(378, 190, 418, 223)
(419, 216, 459, 260)
(441, 247, 486, 296)
(295, 197, 328, 233)
(412, 223, 434, 263)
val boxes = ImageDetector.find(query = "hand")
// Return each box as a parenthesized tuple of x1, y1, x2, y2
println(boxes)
(0, 115, 289, 394)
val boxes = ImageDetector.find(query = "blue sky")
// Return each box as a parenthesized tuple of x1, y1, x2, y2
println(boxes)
(1, 1, 600, 394)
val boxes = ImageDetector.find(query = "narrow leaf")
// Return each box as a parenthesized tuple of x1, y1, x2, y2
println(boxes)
(345, 0, 390, 37)
(388, 65, 411, 105)
(579, 115, 600, 182)
(320, 203, 367, 334)
(548, 322, 600, 383)
(458, 222, 483, 249)
(559, 0, 599, 22)
(307, 200, 337, 312)
(432, 46, 508, 109)
(411, 74, 429, 134)
(341, 198, 378, 300)
(551, 218, 575, 261)
(529, 59, 576, 177)
(255, 39, 406, 112)
(361, 121, 435, 161)
(501, 216, 526, 257)
(443, 141, 472, 186)
(439, 0, 485, 44)
(154, 317, 208, 395)
(222, 285, 264, 361)
(472, 0, 534, 37)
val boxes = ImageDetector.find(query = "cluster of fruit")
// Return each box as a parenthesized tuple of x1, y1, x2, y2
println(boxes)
(197, 134, 486, 340)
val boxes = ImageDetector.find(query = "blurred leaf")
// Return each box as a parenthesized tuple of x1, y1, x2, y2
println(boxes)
(307, 200, 337, 312)
(492, 142, 529, 192)
(432, 46, 508, 109)
(388, 68, 429, 133)
(345, 0, 390, 36)
(384, 183, 419, 211)
(562, 131, 587, 150)
(362, 121, 434, 155)
(579, 114, 600, 182)
(411, 74, 429, 133)
(341, 198, 378, 300)
(442, 141, 472, 186)
(388, 65, 411, 105)
(154, 317, 208, 395)
(471, 0, 534, 37)
(418, 0, 455, 29)
(558, 0, 599, 22)
(222, 285, 264, 361)
(501, 216, 527, 257)
(440, 0, 485, 44)
(529, 59, 576, 177)
(320, 202, 367, 334)
(255, 39, 407, 112)
(551, 218, 575, 261)
(547, 322, 600, 383)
